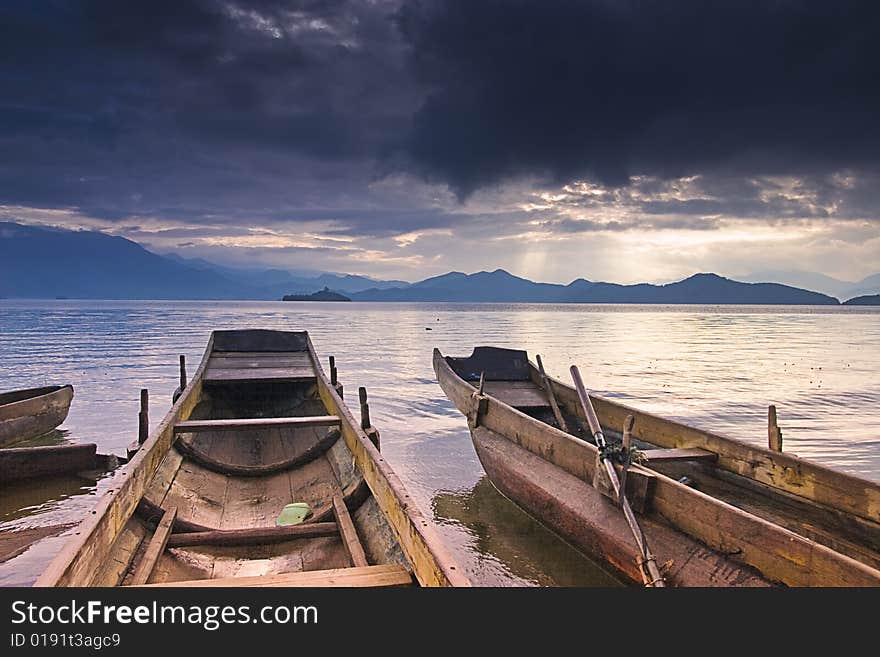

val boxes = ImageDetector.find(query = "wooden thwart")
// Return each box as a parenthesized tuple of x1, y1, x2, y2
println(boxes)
(129, 507, 177, 586)
(166, 522, 339, 548)
(332, 493, 369, 567)
(173, 416, 340, 433)
(137, 564, 413, 588)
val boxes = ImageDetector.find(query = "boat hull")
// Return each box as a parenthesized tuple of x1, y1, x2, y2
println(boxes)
(434, 347, 880, 587)
(0, 385, 73, 447)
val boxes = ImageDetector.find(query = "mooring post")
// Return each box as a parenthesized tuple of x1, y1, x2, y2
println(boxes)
(179, 355, 187, 391)
(358, 386, 380, 449)
(768, 405, 783, 452)
(138, 388, 149, 444)
(329, 356, 338, 385)
(358, 386, 371, 430)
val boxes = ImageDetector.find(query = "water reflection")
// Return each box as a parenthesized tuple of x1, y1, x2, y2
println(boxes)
(433, 476, 622, 586)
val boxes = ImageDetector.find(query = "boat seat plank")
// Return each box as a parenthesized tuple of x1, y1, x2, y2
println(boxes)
(174, 416, 341, 433)
(642, 448, 717, 463)
(207, 355, 312, 369)
(204, 367, 316, 383)
(483, 381, 548, 408)
(136, 564, 413, 588)
(129, 507, 177, 586)
(332, 493, 369, 567)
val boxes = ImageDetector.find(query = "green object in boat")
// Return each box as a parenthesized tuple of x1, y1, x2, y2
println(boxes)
(276, 502, 313, 526)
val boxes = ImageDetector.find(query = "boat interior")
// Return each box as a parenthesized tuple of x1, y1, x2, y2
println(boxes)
(445, 347, 880, 573)
(99, 336, 413, 588)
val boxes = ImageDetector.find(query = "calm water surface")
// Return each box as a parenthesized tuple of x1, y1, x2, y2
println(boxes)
(1, 300, 878, 586)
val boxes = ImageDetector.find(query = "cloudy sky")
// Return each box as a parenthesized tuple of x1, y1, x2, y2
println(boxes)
(2, 0, 879, 283)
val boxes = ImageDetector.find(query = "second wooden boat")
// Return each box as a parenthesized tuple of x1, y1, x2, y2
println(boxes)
(434, 346, 880, 587)
(36, 330, 468, 587)
(0, 385, 73, 447)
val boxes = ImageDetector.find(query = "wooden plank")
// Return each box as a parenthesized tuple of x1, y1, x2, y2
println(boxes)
(206, 351, 310, 360)
(207, 356, 312, 369)
(204, 367, 315, 382)
(35, 334, 214, 587)
(129, 507, 177, 586)
(482, 381, 548, 408)
(174, 416, 340, 433)
(166, 522, 340, 548)
(642, 448, 717, 463)
(137, 564, 413, 588)
(332, 493, 368, 567)
(0, 444, 99, 482)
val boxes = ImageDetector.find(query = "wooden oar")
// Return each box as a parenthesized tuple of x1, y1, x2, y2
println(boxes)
(569, 365, 666, 587)
(535, 355, 568, 433)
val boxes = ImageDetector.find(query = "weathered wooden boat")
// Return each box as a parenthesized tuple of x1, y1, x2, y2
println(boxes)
(36, 330, 467, 587)
(0, 385, 73, 447)
(434, 346, 880, 587)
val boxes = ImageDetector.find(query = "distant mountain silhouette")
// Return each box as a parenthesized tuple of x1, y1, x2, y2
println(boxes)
(0, 222, 844, 304)
(0, 222, 405, 300)
(739, 270, 880, 298)
(843, 294, 880, 306)
(0, 222, 259, 299)
(352, 270, 839, 304)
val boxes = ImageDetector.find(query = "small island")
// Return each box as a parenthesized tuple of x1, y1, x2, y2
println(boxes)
(282, 286, 351, 302)
(843, 294, 880, 306)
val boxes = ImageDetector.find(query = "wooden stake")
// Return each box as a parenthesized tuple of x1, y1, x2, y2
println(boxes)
(768, 405, 783, 452)
(536, 355, 568, 433)
(570, 365, 665, 587)
(618, 414, 635, 505)
(359, 386, 371, 430)
(179, 355, 187, 391)
(329, 355, 338, 385)
(477, 371, 485, 396)
(138, 389, 149, 445)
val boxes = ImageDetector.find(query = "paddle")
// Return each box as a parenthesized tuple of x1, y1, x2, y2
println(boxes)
(569, 365, 666, 587)
(535, 354, 568, 432)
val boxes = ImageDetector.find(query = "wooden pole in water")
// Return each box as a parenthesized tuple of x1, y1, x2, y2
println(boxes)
(768, 405, 783, 452)
(570, 365, 665, 587)
(535, 354, 568, 433)
(179, 355, 187, 392)
(358, 386, 371, 430)
(138, 389, 149, 445)
(329, 356, 338, 385)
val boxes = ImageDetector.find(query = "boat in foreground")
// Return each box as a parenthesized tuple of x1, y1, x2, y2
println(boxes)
(36, 330, 467, 587)
(434, 346, 880, 587)
(0, 385, 73, 447)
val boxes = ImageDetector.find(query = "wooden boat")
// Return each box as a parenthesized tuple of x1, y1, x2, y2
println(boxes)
(0, 385, 73, 447)
(434, 346, 880, 587)
(36, 330, 467, 587)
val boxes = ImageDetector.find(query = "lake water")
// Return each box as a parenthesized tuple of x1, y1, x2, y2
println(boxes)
(1, 300, 879, 586)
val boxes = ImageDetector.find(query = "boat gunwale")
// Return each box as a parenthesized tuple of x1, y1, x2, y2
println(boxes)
(307, 339, 469, 587)
(433, 346, 880, 587)
(0, 384, 73, 422)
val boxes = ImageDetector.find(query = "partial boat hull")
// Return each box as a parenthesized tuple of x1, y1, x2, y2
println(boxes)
(0, 385, 73, 447)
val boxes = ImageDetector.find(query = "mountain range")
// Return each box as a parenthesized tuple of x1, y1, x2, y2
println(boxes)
(350, 269, 839, 304)
(1, 221, 876, 304)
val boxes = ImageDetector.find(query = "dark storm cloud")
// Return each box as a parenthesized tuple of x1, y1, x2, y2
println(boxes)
(0, 0, 413, 222)
(399, 0, 880, 196)
(1, 0, 879, 234)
